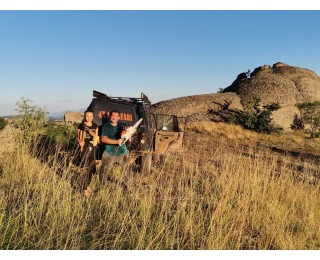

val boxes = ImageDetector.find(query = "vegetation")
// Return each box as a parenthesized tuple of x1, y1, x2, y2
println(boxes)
(11, 97, 48, 139)
(1, 97, 319, 249)
(209, 95, 283, 134)
(217, 87, 225, 93)
(45, 122, 78, 144)
(291, 114, 304, 131)
(0, 117, 8, 131)
(236, 96, 282, 134)
(1, 113, 320, 249)
(296, 101, 320, 138)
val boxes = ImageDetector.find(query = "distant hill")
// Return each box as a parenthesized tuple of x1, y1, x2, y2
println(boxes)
(48, 111, 65, 119)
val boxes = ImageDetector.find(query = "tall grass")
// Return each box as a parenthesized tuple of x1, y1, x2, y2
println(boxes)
(0, 123, 320, 249)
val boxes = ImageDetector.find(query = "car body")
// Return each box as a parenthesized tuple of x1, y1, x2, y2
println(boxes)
(87, 90, 184, 173)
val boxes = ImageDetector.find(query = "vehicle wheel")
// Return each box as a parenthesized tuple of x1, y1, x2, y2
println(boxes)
(140, 151, 152, 174)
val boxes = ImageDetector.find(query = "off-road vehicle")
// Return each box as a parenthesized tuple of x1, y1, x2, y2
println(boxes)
(87, 90, 184, 174)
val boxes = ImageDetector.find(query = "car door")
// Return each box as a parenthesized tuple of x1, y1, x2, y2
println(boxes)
(154, 114, 184, 154)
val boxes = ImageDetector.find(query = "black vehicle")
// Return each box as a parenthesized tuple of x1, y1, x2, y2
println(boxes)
(87, 90, 184, 174)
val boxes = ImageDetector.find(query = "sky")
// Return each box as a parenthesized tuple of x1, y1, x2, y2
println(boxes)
(1, 2, 320, 116)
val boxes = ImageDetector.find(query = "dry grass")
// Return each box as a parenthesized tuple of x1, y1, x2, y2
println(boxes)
(0, 123, 320, 249)
(186, 121, 320, 156)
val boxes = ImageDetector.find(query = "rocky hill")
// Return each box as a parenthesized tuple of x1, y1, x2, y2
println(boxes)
(223, 62, 320, 130)
(150, 92, 243, 123)
(151, 62, 320, 131)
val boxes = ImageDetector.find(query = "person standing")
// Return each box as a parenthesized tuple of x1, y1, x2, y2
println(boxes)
(99, 110, 130, 184)
(75, 110, 98, 196)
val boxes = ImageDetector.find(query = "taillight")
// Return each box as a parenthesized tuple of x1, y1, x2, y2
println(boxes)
(141, 132, 145, 144)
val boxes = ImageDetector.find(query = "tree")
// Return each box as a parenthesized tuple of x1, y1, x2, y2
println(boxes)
(12, 97, 48, 138)
(239, 96, 282, 134)
(217, 88, 225, 93)
(211, 95, 283, 134)
(296, 101, 320, 138)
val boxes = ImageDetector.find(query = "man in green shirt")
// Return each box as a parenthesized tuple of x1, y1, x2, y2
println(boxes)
(99, 110, 130, 184)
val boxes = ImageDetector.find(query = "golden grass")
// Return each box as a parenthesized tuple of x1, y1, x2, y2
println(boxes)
(186, 121, 320, 156)
(0, 123, 320, 249)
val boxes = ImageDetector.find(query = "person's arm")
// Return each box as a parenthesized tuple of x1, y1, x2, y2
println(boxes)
(101, 135, 123, 145)
(77, 129, 85, 147)
(100, 125, 122, 145)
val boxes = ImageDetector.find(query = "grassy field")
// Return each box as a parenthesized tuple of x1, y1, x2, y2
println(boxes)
(0, 122, 320, 249)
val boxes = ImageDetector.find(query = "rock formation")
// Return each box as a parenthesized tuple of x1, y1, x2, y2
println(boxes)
(151, 62, 320, 131)
(223, 62, 320, 130)
(150, 92, 243, 123)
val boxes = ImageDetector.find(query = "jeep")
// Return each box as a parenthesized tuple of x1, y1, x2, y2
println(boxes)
(87, 90, 184, 174)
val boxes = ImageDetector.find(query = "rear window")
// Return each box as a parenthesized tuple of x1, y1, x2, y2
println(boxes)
(155, 114, 180, 132)
(89, 99, 138, 126)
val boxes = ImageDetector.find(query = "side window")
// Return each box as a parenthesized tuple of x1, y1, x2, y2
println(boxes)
(156, 114, 179, 132)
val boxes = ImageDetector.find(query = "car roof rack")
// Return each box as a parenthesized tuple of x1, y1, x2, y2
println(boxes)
(93, 90, 111, 99)
(92, 90, 151, 105)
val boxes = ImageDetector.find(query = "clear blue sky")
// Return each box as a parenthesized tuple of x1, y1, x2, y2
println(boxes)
(1, 10, 320, 116)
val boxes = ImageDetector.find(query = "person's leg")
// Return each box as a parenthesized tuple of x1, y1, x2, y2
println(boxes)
(82, 149, 95, 197)
(114, 153, 130, 183)
(99, 152, 115, 184)
(72, 145, 91, 192)
(83, 160, 95, 189)
(121, 152, 130, 172)
(81, 146, 96, 188)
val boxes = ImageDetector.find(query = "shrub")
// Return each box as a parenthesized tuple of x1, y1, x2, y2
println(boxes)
(291, 114, 304, 130)
(296, 101, 320, 138)
(217, 87, 225, 93)
(211, 96, 283, 134)
(11, 97, 48, 138)
(45, 123, 78, 144)
(0, 117, 8, 131)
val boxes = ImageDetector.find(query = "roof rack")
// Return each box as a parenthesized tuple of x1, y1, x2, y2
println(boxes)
(92, 90, 151, 105)
(93, 90, 111, 99)
(141, 92, 151, 105)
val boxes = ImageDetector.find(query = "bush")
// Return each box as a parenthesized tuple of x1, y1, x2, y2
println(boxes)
(296, 101, 320, 138)
(0, 117, 8, 131)
(225, 96, 283, 134)
(45, 123, 78, 144)
(217, 88, 225, 93)
(291, 114, 304, 130)
(11, 97, 48, 139)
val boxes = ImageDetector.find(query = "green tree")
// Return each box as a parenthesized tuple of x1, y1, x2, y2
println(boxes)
(12, 97, 48, 138)
(217, 95, 283, 134)
(296, 101, 320, 138)
(45, 123, 78, 144)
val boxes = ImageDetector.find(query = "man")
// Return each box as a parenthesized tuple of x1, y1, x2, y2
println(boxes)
(99, 110, 130, 184)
